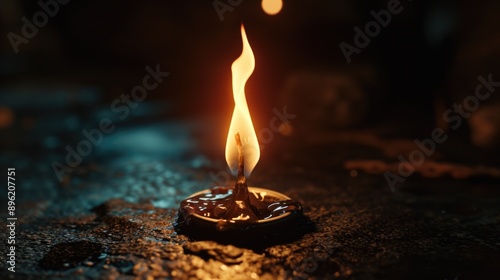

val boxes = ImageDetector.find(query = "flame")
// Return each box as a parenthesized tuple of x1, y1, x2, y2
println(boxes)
(261, 0, 283, 15)
(225, 25, 260, 178)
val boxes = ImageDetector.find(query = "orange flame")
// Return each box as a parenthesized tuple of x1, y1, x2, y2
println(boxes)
(225, 24, 260, 178)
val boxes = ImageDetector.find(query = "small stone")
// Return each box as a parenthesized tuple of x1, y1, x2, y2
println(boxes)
(222, 245, 243, 258)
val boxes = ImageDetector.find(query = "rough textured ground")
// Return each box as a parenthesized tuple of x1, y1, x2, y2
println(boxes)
(1, 115, 500, 279)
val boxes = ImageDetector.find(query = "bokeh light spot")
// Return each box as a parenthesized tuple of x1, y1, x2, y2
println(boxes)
(261, 0, 283, 15)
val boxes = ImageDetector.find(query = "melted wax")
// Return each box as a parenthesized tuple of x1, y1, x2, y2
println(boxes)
(180, 184, 302, 231)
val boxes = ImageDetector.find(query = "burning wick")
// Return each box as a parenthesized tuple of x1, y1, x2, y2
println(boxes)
(176, 127, 304, 241)
(235, 132, 246, 185)
(174, 24, 304, 246)
(214, 132, 265, 229)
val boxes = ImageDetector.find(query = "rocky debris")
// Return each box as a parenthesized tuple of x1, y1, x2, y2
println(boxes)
(183, 241, 253, 264)
(39, 241, 103, 270)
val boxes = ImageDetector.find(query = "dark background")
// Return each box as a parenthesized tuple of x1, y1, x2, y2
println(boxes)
(1, 0, 500, 158)
(1, 1, 500, 279)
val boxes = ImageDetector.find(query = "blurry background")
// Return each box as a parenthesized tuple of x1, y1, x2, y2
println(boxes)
(1, 0, 500, 203)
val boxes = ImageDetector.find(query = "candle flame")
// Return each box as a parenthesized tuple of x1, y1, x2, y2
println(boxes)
(225, 24, 260, 178)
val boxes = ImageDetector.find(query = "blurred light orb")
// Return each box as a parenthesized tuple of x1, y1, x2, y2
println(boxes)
(261, 0, 283, 15)
(0, 107, 14, 128)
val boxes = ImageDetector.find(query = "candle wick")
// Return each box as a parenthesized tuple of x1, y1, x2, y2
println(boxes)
(235, 132, 246, 184)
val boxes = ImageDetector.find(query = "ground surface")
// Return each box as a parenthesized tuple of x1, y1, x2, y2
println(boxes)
(1, 106, 500, 280)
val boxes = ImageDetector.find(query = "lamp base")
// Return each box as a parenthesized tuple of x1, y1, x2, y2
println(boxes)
(174, 187, 310, 247)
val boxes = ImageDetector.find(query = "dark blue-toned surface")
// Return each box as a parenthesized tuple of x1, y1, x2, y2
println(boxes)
(0, 93, 500, 280)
